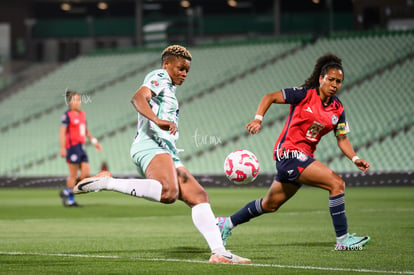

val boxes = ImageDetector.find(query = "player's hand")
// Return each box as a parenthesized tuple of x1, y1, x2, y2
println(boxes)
(246, 119, 262, 135)
(354, 158, 370, 173)
(156, 119, 177, 135)
(60, 147, 66, 158)
(95, 142, 102, 152)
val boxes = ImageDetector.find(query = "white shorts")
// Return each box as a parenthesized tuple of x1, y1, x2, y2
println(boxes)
(130, 138, 183, 178)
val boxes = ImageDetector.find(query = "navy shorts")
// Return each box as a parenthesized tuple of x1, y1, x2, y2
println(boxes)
(274, 151, 315, 186)
(66, 143, 88, 164)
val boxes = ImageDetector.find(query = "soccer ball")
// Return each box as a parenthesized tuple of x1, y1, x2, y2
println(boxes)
(224, 149, 259, 185)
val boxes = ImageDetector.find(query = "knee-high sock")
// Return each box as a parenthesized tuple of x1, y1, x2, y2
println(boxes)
(106, 178, 162, 202)
(329, 193, 348, 238)
(192, 203, 225, 253)
(230, 198, 264, 227)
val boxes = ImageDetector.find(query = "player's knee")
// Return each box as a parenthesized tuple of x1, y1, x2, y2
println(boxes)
(331, 178, 345, 195)
(261, 200, 281, 213)
(160, 183, 179, 204)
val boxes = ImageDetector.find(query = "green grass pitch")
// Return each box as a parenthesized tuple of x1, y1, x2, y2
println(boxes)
(0, 186, 413, 274)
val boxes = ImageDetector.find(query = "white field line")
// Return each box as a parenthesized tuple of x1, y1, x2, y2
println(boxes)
(1, 251, 413, 274)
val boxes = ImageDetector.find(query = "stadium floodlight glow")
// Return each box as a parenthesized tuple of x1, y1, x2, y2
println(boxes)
(97, 2, 108, 10)
(61, 3, 72, 11)
(180, 0, 190, 8)
(227, 0, 237, 8)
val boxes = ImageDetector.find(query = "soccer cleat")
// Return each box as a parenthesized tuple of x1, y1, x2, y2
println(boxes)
(209, 251, 251, 264)
(66, 202, 81, 207)
(59, 189, 70, 206)
(73, 171, 112, 194)
(335, 233, 370, 250)
(217, 217, 232, 246)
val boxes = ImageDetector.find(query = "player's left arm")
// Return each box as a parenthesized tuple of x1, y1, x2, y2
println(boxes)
(336, 135, 369, 173)
(85, 128, 102, 152)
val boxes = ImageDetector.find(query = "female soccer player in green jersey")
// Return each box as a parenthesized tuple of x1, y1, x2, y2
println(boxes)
(74, 45, 250, 264)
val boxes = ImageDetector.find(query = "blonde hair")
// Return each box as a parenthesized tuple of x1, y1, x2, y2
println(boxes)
(161, 45, 192, 63)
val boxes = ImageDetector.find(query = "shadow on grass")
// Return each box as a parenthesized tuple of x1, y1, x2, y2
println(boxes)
(163, 246, 207, 258)
(81, 246, 207, 259)
(260, 241, 333, 248)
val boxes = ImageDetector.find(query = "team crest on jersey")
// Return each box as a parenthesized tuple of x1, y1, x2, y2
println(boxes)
(151, 80, 159, 87)
(331, 115, 338, 125)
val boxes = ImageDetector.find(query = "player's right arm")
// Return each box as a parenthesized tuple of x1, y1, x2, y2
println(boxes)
(131, 86, 177, 135)
(59, 125, 67, 158)
(246, 91, 284, 135)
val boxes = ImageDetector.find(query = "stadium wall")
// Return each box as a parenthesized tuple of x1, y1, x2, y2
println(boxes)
(1, 172, 413, 189)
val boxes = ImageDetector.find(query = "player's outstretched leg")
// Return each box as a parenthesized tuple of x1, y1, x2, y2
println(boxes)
(74, 171, 162, 202)
(335, 233, 370, 250)
(74, 171, 112, 193)
(217, 217, 233, 246)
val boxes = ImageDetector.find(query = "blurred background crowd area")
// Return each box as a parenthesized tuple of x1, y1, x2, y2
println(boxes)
(0, 0, 413, 181)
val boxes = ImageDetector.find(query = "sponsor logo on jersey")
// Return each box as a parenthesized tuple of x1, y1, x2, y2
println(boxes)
(306, 121, 325, 141)
(151, 80, 159, 87)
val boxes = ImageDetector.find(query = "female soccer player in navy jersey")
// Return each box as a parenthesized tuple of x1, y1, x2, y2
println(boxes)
(218, 54, 371, 251)
(73, 45, 249, 263)
(59, 91, 102, 207)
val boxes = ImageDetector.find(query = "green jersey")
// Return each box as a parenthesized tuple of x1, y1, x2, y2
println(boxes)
(133, 69, 179, 153)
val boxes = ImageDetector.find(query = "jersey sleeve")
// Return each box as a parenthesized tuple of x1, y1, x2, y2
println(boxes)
(61, 112, 69, 126)
(142, 70, 170, 96)
(334, 111, 349, 136)
(282, 87, 308, 105)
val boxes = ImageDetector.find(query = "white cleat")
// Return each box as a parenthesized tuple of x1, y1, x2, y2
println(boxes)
(73, 171, 112, 194)
(209, 251, 251, 264)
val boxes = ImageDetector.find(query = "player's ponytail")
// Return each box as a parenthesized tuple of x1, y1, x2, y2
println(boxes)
(302, 53, 344, 88)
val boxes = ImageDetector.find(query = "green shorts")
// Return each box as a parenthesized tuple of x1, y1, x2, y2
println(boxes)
(130, 138, 183, 178)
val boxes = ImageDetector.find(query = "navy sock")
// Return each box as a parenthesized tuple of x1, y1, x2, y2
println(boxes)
(230, 198, 264, 227)
(329, 193, 348, 237)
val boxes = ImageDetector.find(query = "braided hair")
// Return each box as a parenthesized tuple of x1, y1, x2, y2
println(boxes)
(302, 53, 344, 87)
